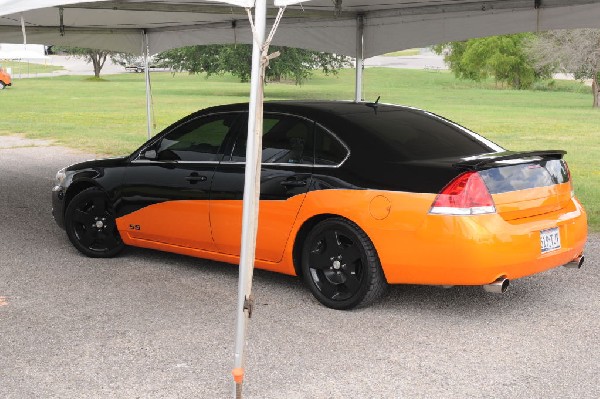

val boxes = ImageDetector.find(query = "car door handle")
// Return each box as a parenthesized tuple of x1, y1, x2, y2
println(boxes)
(280, 178, 307, 188)
(185, 173, 207, 183)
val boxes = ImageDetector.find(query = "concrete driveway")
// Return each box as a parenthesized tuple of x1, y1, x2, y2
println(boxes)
(1, 137, 598, 398)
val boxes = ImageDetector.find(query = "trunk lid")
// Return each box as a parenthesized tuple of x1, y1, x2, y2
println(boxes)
(454, 151, 571, 221)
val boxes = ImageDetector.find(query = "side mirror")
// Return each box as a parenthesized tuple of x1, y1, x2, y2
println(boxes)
(143, 149, 157, 160)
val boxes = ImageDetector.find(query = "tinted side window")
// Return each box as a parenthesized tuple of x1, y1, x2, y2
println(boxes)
(230, 114, 314, 165)
(157, 114, 236, 162)
(345, 109, 495, 161)
(314, 124, 348, 166)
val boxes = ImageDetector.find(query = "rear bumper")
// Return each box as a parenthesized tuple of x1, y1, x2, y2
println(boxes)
(376, 197, 587, 285)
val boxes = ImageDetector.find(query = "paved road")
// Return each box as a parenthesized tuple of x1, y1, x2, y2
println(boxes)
(1, 137, 598, 398)
(364, 53, 447, 70)
(7, 55, 127, 79)
(15, 53, 448, 79)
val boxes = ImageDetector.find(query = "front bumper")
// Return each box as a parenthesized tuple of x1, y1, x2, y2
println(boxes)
(52, 185, 66, 229)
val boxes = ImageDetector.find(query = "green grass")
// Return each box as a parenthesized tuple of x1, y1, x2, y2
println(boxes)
(0, 60, 63, 75)
(0, 69, 598, 230)
(383, 49, 421, 56)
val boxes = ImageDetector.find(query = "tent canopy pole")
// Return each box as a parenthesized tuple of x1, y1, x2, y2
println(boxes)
(354, 14, 364, 102)
(143, 31, 152, 139)
(232, 1, 267, 398)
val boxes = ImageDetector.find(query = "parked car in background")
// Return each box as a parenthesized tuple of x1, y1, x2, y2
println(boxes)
(0, 66, 12, 89)
(124, 63, 145, 73)
(123, 56, 163, 73)
(51, 101, 588, 309)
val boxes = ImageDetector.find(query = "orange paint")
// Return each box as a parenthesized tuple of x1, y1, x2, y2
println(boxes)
(116, 200, 215, 251)
(210, 194, 306, 262)
(116, 183, 587, 287)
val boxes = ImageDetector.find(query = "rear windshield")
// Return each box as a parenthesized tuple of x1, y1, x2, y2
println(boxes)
(479, 159, 570, 194)
(344, 109, 499, 161)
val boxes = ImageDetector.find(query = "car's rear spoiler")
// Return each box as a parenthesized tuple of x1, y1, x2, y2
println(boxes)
(453, 150, 566, 171)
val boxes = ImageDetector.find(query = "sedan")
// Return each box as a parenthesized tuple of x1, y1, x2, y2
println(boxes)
(52, 101, 587, 309)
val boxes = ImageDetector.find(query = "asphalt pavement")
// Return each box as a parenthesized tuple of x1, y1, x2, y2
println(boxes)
(13, 53, 448, 79)
(1, 137, 599, 398)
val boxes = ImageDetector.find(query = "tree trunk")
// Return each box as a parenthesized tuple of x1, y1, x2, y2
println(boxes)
(593, 72, 600, 108)
(93, 58, 101, 78)
(88, 51, 108, 78)
(99, 52, 108, 75)
(89, 55, 101, 78)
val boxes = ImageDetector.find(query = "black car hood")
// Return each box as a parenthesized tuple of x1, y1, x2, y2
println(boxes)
(65, 156, 129, 172)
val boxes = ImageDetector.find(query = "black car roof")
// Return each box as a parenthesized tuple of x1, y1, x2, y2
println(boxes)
(203, 100, 430, 139)
(206, 100, 420, 117)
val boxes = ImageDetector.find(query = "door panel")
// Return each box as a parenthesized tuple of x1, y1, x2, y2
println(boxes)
(116, 112, 240, 251)
(210, 165, 311, 261)
(117, 163, 217, 251)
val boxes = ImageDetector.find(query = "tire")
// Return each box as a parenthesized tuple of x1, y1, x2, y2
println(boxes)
(301, 218, 388, 310)
(0, 82, 5, 90)
(64, 187, 124, 258)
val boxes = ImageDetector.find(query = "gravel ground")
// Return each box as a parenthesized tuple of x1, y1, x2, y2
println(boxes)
(0, 137, 598, 399)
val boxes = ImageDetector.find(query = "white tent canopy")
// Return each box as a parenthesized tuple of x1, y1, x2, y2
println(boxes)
(2, 1, 600, 57)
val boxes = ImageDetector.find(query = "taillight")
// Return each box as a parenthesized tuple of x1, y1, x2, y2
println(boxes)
(564, 160, 575, 198)
(429, 171, 496, 215)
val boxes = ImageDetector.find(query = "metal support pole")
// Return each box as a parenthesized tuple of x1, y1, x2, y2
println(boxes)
(354, 15, 364, 103)
(232, 1, 267, 398)
(143, 31, 152, 139)
(20, 14, 27, 48)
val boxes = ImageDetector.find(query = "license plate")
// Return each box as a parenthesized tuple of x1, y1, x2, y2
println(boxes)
(540, 227, 561, 253)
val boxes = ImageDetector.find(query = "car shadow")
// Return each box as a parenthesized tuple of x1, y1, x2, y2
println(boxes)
(115, 245, 568, 320)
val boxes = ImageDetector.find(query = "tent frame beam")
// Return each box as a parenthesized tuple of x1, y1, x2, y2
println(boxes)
(55, 0, 600, 19)
(60, 1, 352, 18)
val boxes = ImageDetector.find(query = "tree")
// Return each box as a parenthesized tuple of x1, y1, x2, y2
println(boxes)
(433, 34, 547, 89)
(155, 44, 350, 84)
(53, 46, 132, 78)
(153, 45, 224, 76)
(526, 29, 600, 108)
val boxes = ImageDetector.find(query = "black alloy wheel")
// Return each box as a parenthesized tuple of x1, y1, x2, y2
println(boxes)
(301, 218, 388, 310)
(64, 187, 124, 258)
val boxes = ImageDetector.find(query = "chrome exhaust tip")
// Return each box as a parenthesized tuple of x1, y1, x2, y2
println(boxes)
(483, 277, 510, 294)
(563, 255, 584, 269)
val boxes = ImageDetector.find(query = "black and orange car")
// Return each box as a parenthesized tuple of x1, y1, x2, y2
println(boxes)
(52, 101, 587, 309)
(0, 66, 12, 89)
